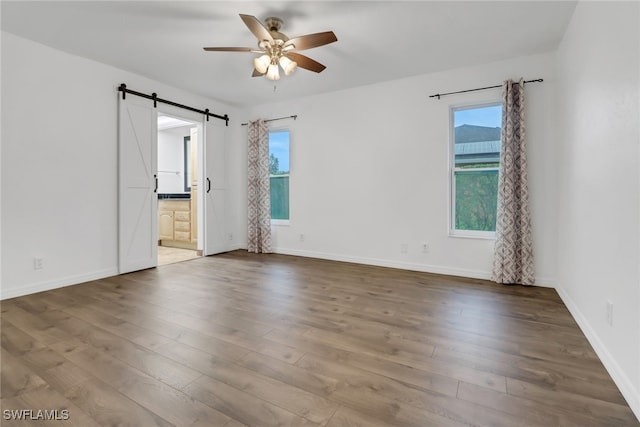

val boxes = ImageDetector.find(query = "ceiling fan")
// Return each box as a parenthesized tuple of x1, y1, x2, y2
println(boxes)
(203, 14, 337, 81)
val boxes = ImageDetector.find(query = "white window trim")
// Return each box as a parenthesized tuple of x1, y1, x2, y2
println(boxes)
(448, 101, 501, 239)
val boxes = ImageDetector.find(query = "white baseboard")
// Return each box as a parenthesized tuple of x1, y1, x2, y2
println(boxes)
(533, 276, 556, 288)
(0, 267, 119, 300)
(274, 247, 547, 284)
(274, 247, 491, 279)
(1, 243, 246, 300)
(556, 286, 640, 422)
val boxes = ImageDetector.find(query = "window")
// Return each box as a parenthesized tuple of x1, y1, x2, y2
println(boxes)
(269, 130, 290, 221)
(450, 103, 502, 237)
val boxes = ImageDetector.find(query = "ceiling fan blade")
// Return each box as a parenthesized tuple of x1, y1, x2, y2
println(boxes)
(285, 31, 337, 51)
(239, 14, 273, 43)
(203, 47, 262, 53)
(286, 52, 326, 73)
(252, 68, 265, 77)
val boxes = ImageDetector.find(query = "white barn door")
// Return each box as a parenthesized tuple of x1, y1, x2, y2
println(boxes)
(118, 96, 157, 273)
(203, 117, 227, 256)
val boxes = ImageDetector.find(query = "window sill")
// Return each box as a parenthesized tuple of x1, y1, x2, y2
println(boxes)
(449, 230, 496, 240)
(271, 219, 290, 226)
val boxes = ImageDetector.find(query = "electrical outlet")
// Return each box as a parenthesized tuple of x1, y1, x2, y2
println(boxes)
(33, 257, 43, 270)
(228, 233, 233, 241)
(400, 243, 408, 254)
(421, 242, 430, 253)
(606, 301, 613, 327)
(299, 234, 305, 242)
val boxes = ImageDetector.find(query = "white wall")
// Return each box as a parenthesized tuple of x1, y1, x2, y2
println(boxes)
(0, 32, 241, 299)
(158, 125, 192, 194)
(244, 53, 557, 285)
(554, 1, 640, 419)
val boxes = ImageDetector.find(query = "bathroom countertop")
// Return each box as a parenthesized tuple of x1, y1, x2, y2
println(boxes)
(158, 193, 190, 200)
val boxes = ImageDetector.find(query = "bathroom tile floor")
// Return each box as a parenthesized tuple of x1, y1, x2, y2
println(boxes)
(157, 245, 200, 266)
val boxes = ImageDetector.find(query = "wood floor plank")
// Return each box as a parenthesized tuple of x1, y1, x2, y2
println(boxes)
(36, 360, 94, 393)
(325, 405, 403, 427)
(197, 356, 338, 424)
(268, 323, 507, 395)
(238, 351, 340, 398)
(49, 290, 233, 353)
(117, 371, 233, 427)
(58, 282, 302, 364)
(330, 382, 469, 427)
(153, 339, 338, 424)
(457, 381, 611, 427)
(183, 374, 320, 427)
(1, 348, 48, 399)
(223, 420, 250, 427)
(292, 330, 460, 397)
(153, 340, 244, 375)
(297, 353, 528, 427)
(1, 250, 638, 426)
(1, 321, 47, 356)
(58, 345, 233, 426)
(42, 309, 202, 390)
(92, 275, 277, 337)
(64, 378, 174, 427)
(305, 323, 507, 393)
(1, 305, 79, 346)
(1, 387, 100, 427)
(433, 345, 625, 405)
(506, 377, 639, 426)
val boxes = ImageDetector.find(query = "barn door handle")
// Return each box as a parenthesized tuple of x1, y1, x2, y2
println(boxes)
(206, 177, 211, 193)
(154, 174, 158, 193)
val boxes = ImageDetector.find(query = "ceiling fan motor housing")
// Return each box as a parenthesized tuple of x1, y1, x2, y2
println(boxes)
(264, 17, 289, 43)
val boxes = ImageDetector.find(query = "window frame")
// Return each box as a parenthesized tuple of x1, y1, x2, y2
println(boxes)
(448, 100, 502, 239)
(268, 127, 291, 226)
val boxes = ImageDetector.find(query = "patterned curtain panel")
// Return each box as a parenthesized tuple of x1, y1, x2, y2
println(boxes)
(247, 119, 272, 253)
(492, 79, 534, 285)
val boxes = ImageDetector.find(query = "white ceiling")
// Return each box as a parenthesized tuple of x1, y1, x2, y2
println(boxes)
(1, 1, 576, 107)
(158, 114, 196, 130)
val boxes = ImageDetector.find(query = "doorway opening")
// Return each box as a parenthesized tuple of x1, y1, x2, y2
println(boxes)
(157, 114, 201, 266)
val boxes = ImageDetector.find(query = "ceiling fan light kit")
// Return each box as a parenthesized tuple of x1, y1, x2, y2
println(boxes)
(266, 63, 281, 81)
(253, 54, 271, 74)
(204, 14, 337, 81)
(279, 56, 297, 76)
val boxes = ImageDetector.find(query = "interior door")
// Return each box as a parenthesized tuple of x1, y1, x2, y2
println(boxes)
(118, 96, 157, 273)
(203, 117, 227, 256)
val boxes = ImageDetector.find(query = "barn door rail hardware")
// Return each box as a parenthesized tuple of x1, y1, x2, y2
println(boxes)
(118, 83, 229, 126)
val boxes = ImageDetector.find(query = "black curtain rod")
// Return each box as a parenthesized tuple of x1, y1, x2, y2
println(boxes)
(429, 78, 543, 100)
(118, 83, 229, 126)
(241, 115, 298, 126)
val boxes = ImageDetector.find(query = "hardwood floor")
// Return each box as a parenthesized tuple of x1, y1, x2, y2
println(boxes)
(1, 250, 638, 426)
